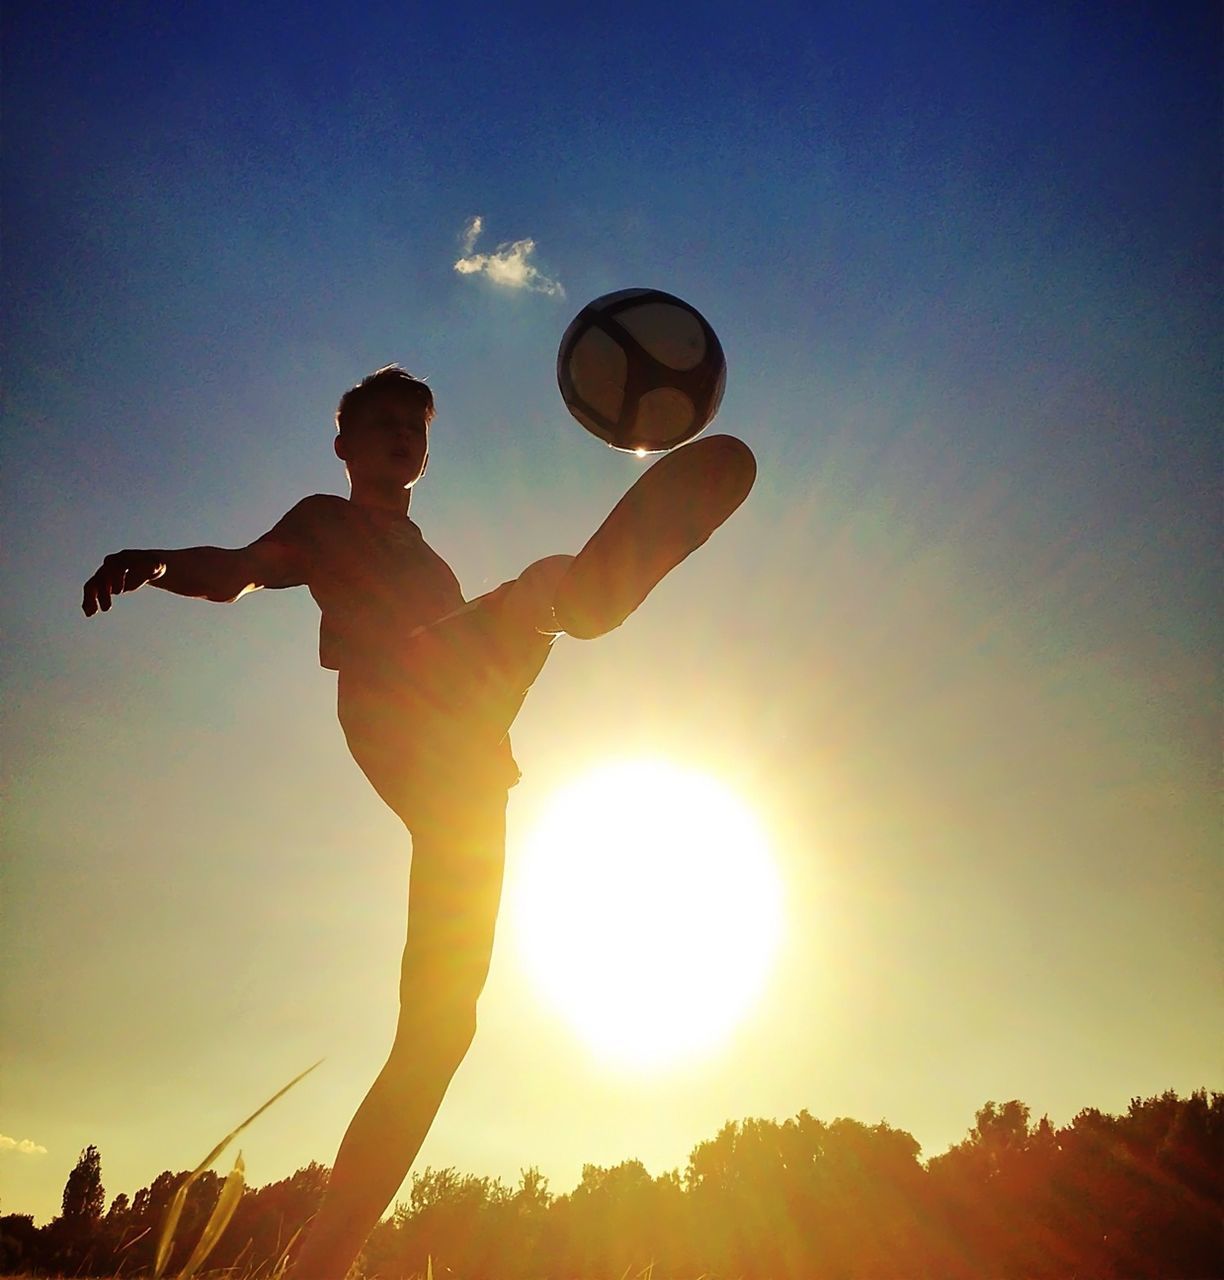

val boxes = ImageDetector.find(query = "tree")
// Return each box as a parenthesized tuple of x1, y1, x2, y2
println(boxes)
(61, 1143, 105, 1222)
(38, 1145, 108, 1276)
(0, 1213, 39, 1274)
(105, 1190, 131, 1220)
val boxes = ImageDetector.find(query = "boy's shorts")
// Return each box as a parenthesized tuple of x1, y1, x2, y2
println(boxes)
(338, 583, 555, 829)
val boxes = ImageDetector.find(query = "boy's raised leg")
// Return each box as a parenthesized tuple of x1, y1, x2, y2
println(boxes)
(553, 434, 756, 639)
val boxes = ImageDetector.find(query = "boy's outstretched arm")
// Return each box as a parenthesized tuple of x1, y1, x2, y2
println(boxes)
(81, 502, 317, 617)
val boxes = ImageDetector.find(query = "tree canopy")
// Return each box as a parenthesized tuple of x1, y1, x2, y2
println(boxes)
(1, 1088, 1218, 1278)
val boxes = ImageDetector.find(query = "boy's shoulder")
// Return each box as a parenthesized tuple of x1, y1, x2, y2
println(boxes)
(295, 492, 349, 515)
(261, 494, 352, 552)
(278, 492, 349, 527)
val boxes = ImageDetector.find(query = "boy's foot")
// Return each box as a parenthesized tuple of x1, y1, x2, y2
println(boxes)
(553, 434, 756, 639)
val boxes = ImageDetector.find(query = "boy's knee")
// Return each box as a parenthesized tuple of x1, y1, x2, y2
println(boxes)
(404, 957, 492, 1019)
(524, 553, 576, 581)
(510, 555, 575, 633)
(393, 995, 478, 1064)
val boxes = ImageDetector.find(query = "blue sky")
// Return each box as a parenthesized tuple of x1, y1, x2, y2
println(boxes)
(3, 0, 1219, 1226)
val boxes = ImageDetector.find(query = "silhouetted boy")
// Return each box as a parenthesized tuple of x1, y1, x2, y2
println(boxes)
(82, 366, 753, 1276)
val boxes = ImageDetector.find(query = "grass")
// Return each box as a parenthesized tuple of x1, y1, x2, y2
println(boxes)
(151, 1059, 320, 1280)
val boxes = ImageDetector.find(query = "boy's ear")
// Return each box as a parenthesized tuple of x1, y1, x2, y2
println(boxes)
(333, 434, 348, 462)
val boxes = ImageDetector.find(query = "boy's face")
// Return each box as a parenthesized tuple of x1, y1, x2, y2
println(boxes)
(336, 391, 431, 488)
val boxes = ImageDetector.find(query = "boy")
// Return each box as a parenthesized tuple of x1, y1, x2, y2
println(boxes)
(81, 366, 754, 1276)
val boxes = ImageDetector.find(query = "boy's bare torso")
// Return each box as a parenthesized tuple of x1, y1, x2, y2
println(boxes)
(273, 493, 527, 802)
(271, 493, 466, 674)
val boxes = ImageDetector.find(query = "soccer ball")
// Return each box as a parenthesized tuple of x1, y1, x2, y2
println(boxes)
(557, 288, 727, 453)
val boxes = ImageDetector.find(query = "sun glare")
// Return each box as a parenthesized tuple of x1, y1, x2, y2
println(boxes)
(509, 758, 783, 1069)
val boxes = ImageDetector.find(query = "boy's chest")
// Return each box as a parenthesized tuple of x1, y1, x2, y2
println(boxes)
(309, 512, 465, 641)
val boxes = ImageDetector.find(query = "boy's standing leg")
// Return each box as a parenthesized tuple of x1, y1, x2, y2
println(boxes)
(287, 782, 509, 1278)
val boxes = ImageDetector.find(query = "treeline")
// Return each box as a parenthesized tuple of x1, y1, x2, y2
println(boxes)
(2, 1089, 1219, 1278)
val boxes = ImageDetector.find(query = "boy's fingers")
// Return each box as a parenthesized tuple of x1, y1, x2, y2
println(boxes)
(82, 557, 155, 614)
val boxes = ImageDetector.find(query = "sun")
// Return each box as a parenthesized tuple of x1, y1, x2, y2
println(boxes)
(508, 758, 783, 1069)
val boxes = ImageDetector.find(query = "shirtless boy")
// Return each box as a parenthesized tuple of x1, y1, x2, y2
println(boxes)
(82, 365, 754, 1276)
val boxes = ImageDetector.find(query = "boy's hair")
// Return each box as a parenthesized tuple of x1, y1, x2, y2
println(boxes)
(336, 365, 435, 435)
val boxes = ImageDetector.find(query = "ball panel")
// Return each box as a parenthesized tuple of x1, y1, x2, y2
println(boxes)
(567, 326, 627, 424)
(564, 398, 620, 447)
(634, 386, 694, 445)
(591, 287, 655, 311)
(613, 301, 707, 372)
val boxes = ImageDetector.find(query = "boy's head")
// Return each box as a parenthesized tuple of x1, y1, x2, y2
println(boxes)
(334, 365, 435, 490)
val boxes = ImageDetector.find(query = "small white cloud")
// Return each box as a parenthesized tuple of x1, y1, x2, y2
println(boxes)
(454, 218, 564, 298)
(0, 1133, 47, 1155)
(461, 214, 483, 254)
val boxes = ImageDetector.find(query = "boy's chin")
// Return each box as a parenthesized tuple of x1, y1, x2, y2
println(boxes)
(358, 463, 425, 487)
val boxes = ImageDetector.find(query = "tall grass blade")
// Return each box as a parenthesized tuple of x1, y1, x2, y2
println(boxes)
(153, 1178, 195, 1279)
(176, 1149, 246, 1278)
(427, 1256, 433, 1280)
(152, 1060, 322, 1278)
(271, 1224, 304, 1278)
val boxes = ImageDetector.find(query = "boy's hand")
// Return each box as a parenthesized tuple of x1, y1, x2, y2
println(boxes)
(82, 550, 167, 616)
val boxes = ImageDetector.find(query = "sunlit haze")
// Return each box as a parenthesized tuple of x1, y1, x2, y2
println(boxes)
(3, 1, 1219, 1230)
